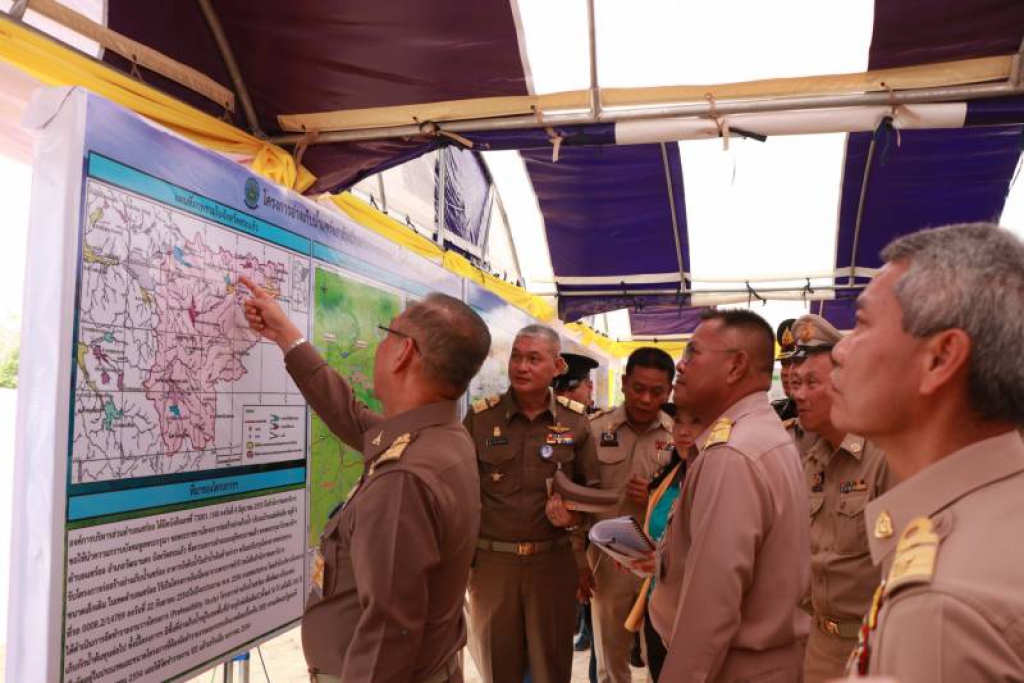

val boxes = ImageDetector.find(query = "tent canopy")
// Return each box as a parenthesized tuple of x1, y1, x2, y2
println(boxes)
(3, 0, 1024, 340)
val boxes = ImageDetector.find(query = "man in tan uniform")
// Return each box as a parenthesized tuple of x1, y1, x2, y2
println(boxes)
(241, 277, 491, 683)
(829, 223, 1024, 681)
(587, 347, 674, 683)
(787, 314, 891, 683)
(648, 309, 809, 681)
(464, 325, 601, 683)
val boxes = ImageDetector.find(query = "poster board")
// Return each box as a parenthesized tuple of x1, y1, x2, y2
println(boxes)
(8, 88, 617, 682)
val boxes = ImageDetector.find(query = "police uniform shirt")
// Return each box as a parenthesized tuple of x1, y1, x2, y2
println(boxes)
(650, 392, 810, 681)
(804, 434, 890, 625)
(285, 342, 479, 681)
(464, 390, 600, 546)
(784, 417, 817, 463)
(853, 431, 1024, 681)
(588, 405, 674, 521)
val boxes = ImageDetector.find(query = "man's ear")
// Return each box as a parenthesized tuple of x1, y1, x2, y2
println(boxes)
(726, 350, 750, 385)
(392, 337, 418, 373)
(919, 328, 971, 397)
(555, 356, 568, 376)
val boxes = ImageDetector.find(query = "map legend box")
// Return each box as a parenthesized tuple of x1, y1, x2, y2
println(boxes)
(243, 404, 305, 462)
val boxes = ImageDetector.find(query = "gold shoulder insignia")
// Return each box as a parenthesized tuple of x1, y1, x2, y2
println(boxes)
(556, 395, 586, 415)
(782, 417, 798, 428)
(369, 433, 412, 475)
(884, 516, 939, 596)
(472, 394, 501, 414)
(588, 407, 610, 422)
(702, 417, 733, 449)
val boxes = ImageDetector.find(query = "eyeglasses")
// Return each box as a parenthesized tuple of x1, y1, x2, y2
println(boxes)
(377, 324, 420, 353)
(681, 342, 738, 364)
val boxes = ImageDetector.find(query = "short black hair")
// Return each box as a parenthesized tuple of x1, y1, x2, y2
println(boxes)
(699, 309, 775, 375)
(625, 347, 675, 384)
(404, 293, 492, 398)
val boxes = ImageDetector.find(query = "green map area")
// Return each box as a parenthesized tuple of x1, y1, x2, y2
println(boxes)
(308, 266, 403, 546)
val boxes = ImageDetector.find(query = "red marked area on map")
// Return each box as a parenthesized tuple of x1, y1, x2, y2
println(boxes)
(143, 232, 285, 456)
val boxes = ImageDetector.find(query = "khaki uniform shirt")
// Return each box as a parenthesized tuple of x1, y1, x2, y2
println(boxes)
(286, 343, 479, 681)
(803, 434, 891, 623)
(855, 431, 1024, 681)
(463, 391, 599, 555)
(650, 392, 810, 681)
(588, 405, 674, 522)
(783, 417, 817, 463)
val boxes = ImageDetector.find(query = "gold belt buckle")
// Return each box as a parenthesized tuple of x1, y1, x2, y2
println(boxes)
(822, 617, 841, 636)
(516, 541, 536, 556)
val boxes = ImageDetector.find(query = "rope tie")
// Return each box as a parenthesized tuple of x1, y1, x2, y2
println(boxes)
(129, 54, 144, 82)
(705, 93, 731, 150)
(545, 126, 564, 162)
(882, 84, 902, 148)
(412, 118, 474, 148)
(293, 130, 318, 170)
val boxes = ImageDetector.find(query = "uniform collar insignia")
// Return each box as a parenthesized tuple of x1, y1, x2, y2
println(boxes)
(873, 510, 893, 539)
(371, 431, 383, 446)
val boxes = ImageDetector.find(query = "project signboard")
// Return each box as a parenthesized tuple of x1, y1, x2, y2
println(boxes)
(8, 89, 616, 682)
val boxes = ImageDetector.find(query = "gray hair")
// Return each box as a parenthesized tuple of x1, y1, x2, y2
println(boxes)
(882, 222, 1024, 425)
(514, 324, 561, 356)
(403, 293, 491, 398)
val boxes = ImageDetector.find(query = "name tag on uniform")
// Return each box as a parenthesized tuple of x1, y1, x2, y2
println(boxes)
(487, 436, 509, 446)
(600, 431, 619, 447)
(840, 479, 868, 494)
(811, 471, 825, 493)
(311, 549, 325, 598)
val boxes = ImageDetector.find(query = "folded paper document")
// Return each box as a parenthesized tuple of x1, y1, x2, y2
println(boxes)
(589, 516, 656, 576)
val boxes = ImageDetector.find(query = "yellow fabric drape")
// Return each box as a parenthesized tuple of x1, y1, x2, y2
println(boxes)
(328, 193, 688, 358)
(441, 251, 557, 323)
(326, 193, 444, 261)
(0, 16, 314, 191)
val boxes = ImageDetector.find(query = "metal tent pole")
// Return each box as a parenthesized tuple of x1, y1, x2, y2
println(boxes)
(270, 82, 1020, 146)
(196, 0, 265, 138)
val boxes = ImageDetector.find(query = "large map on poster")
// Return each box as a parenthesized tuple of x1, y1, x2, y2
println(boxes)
(308, 267, 403, 545)
(72, 178, 310, 484)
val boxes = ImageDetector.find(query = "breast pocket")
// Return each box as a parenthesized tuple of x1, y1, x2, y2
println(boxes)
(597, 447, 629, 489)
(835, 492, 869, 554)
(479, 444, 521, 495)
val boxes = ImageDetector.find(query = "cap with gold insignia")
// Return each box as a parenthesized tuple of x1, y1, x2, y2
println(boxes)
(791, 314, 843, 360)
(776, 318, 797, 362)
(552, 352, 599, 392)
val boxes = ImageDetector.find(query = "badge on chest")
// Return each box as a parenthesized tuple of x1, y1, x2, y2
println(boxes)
(546, 423, 575, 446)
(487, 425, 509, 447)
(600, 430, 619, 447)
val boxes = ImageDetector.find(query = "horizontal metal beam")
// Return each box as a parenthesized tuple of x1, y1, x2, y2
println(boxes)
(270, 81, 1021, 146)
(553, 283, 867, 297)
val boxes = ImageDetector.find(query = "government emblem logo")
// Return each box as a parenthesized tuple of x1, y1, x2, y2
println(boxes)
(243, 177, 260, 209)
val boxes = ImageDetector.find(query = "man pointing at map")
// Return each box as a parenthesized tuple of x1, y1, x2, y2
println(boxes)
(240, 276, 491, 683)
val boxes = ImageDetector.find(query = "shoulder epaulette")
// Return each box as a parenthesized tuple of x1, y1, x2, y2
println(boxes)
(702, 417, 733, 449)
(556, 395, 586, 415)
(369, 432, 413, 476)
(587, 406, 611, 421)
(472, 394, 502, 414)
(885, 516, 939, 597)
(782, 417, 798, 429)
